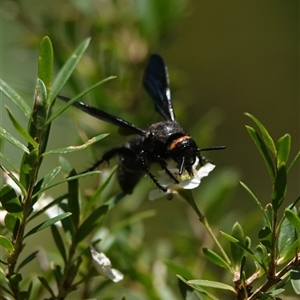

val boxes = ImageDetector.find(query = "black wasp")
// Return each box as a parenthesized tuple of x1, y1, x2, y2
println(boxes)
(59, 54, 225, 194)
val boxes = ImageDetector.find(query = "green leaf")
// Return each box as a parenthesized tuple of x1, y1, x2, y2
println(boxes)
(38, 276, 56, 298)
(43, 133, 108, 155)
(177, 275, 220, 300)
(230, 222, 245, 269)
(0, 127, 29, 154)
(164, 260, 194, 280)
(24, 212, 72, 239)
(4, 213, 18, 233)
(278, 207, 298, 260)
(67, 169, 80, 228)
(285, 210, 300, 232)
(271, 164, 287, 210)
(31, 171, 100, 198)
(0, 235, 14, 252)
(38, 36, 53, 93)
(288, 150, 300, 174)
(246, 126, 275, 181)
(178, 277, 202, 300)
(75, 205, 108, 243)
(278, 239, 300, 265)
(51, 225, 67, 263)
(254, 244, 268, 275)
(0, 78, 31, 118)
(5, 106, 38, 147)
(188, 279, 236, 293)
(291, 268, 300, 295)
(0, 167, 26, 198)
(240, 181, 270, 227)
(202, 248, 232, 272)
(245, 113, 276, 154)
(221, 231, 267, 272)
(276, 134, 291, 167)
(17, 250, 39, 272)
(0, 184, 23, 214)
(47, 76, 116, 123)
(48, 38, 91, 104)
(31, 166, 62, 204)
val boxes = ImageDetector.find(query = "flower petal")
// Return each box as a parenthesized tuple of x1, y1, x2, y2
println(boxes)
(90, 246, 124, 282)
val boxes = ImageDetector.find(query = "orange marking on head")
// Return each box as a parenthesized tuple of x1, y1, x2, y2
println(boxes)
(169, 135, 191, 151)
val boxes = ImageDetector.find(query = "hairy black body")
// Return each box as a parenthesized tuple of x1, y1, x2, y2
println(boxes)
(59, 54, 225, 193)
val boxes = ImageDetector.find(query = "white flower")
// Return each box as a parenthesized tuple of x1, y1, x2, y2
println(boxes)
(149, 158, 215, 201)
(90, 246, 124, 283)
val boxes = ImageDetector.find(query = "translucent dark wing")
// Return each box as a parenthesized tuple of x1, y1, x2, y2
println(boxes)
(143, 54, 175, 121)
(58, 95, 147, 136)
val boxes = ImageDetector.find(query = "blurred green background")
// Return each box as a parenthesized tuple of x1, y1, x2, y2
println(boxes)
(1, 0, 299, 299)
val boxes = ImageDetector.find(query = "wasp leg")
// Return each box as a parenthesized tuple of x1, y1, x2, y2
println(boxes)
(156, 158, 179, 184)
(81, 147, 126, 174)
(139, 151, 167, 192)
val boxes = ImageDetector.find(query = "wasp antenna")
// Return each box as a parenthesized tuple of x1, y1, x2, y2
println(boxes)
(199, 146, 226, 152)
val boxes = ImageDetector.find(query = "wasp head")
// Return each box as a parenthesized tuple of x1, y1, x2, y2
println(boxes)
(169, 135, 200, 175)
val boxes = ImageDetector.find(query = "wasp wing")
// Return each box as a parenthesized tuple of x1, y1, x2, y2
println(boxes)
(58, 95, 147, 136)
(143, 54, 175, 121)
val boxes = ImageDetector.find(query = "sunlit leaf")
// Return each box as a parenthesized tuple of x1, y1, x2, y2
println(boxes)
(285, 210, 300, 232)
(48, 38, 91, 104)
(230, 222, 245, 269)
(188, 279, 236, 293)
(0, 78, 31, 117)
(43, 133, 108, 155)
(5, 106, 38, 147)
(24, 212, 72, 238)
(291, 268, 300, 295)
(0, 235, 14, 252)
(203, 248, 232, 272)
(47, 76, 116, 123)
(246, 126, 275, 181)
(276, 134, 291, 167)
(0, 127, 29, 154)
(38, 36, 53, 93)
(245, 113, 276, 154)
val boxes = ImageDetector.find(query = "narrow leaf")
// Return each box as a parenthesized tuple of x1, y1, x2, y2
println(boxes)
(0, 127, 29, 154)
(188, 279, 236, 293)
(38, 276, 56, 298)
(202, 248, 232, 272)
(245, 113, 276, 154)
(178, 277, 202, 300)
(230, 222, 245, 269)
(43, 133, 108, 156)
(5, 106, 38, 147)
(276, 134, 291, 167)
(47, 76, 116, 123)
(291, 268, 300, 295)
(0, 184, 22, 213)
(38, 36, 53, 93)
(246, 126, 275, 181)
(288, 150, 300, 174)
(285, 210, 300, 232)
(0, 235, 14, 252)
(67, 169, 80, 228)
(0, 78, 31, 117)
(240, 181, 270, 227)
(75, 205, 108, 243)
(48, 38, 91, 104)
(17, 250, 39, 271)
(24, 212, 72, 238)
(51, 225, 67, 263)
(271, 164, 287, 210)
